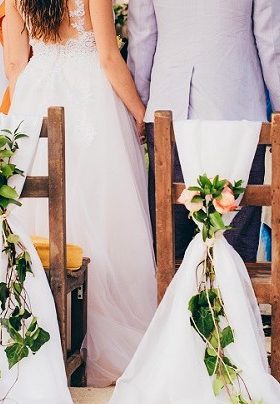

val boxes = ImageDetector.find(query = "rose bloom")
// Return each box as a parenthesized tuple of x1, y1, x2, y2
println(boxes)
(178, 188, 203, 213)
(213, 186, 238, 214)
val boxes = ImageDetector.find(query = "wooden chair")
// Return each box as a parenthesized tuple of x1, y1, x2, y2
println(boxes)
(154, 110, 280, 381)
(21, 106, 90, 385)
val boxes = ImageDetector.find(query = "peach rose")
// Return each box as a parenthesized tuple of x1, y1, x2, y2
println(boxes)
(213, 186, 238, 214)
(178, 188, 203, 213)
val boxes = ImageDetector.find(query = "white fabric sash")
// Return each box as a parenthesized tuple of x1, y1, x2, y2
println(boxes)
(0, 114, 72, 403)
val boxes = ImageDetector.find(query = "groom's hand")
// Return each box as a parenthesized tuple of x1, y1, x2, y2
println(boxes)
(136, 121, 146, 145)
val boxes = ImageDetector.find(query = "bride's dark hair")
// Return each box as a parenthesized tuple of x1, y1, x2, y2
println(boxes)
(18, 0, 67, 41)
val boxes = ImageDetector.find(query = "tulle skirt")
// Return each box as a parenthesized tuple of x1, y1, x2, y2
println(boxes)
(9, 51, 157, 387)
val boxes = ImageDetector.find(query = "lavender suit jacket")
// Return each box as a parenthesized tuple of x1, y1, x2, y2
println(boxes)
(128, 0, 280, 122)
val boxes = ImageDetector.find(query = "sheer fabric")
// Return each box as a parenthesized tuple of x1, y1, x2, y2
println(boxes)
(9, 0, 157, 387)
(110, 121, 280, 403)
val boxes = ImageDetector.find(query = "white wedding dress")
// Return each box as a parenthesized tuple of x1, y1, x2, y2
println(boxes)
(9, 0, 156, 388)
(110, 121, 280, 403)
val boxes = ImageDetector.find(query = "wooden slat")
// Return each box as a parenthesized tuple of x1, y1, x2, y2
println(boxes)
(259, 122, 271, 145)
(155, 111, 176, 303)
(66, 351, 83, 379)
(47, 107, 68, 360)
(241, 185, 271, 206)
(173, 183, 271, 206)
(271, 112, 280, 380)
(21, 176, 49, 198)
(245, 262, 271, 271)
(40, 117, 48, 138)
(246, 264, 272, 304)
(66, 260, 88, 294)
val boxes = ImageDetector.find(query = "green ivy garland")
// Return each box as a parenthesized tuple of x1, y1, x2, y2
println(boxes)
(181, 175, 263, 404)
(0, 123, 50, 395)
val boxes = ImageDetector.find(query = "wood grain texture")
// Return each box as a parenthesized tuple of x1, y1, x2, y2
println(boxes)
(47, 107, 68, 360)
(270, 112, 280, 381)
(154, 111, 175, 303)
(259, 122, 272, 145)
(21, 176, 49, 198)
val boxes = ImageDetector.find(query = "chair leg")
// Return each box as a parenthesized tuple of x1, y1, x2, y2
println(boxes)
(271, 300, 280, 381)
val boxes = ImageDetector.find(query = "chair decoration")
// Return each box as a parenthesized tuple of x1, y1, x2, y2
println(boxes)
(179, 175, 258, 403)
(0, 122, 50, 380)
(110, 120, 280, 404)
(0, 114, 71, 403)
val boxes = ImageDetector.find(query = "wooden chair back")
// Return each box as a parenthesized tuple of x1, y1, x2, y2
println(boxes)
(21, 106, 68, 358)
(154, 110, 280, 380)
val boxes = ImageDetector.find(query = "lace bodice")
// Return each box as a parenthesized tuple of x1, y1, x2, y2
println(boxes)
(29, 0, 97, 58)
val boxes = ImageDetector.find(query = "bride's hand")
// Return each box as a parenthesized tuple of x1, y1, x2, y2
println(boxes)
(136, 121, 146, 145)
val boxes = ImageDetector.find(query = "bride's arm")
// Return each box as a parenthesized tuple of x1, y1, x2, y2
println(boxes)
(89, 0, 145, 125)
(4, 0, 30, 98)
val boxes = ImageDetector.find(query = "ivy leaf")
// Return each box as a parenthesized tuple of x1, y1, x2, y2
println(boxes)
(221, 326, 234, 348)
(5, 343, 29, 369)
(0, 135, 8, 148)
(230, 395, 240, 404)
(194, 306, 214, 338)
(0, 282, 9, 311)
(1, 319, 24, 344)
(213, 297, 223, 316)
(16, 257, 29, 283)
(207, 347, 217, 357)
(213, 376, 224, 396)
(204, 354, 218, 376)
(188, 294, 199, 314)
(10, 307, 31, 331)
(0, 185, 18, 200)
(198, 290, 217, 306)
(27, 327, 50, 352)
(209, 329, 219, 350)
(2, 165, 14, 178)
(26, 317, 38, 336)
(0, 150, 14, 158)
(0, 197, 10, 209)
(7, 234, 20, 244)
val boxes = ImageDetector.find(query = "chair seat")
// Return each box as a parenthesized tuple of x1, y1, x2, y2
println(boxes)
(32, 236, 83, 271)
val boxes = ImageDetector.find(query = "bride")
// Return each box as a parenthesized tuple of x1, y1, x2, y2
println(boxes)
(4, 0, 156, 387)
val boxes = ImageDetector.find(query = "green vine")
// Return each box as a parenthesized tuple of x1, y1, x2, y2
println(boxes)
(180, 175, 263, 403)
(0, 123, 50, 393)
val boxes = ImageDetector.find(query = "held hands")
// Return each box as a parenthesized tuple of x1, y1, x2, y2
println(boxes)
(134, 103, 146, 145)
(136, 121, 146, 145)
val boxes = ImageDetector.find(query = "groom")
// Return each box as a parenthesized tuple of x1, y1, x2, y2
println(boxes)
(128, 0, 280, 261)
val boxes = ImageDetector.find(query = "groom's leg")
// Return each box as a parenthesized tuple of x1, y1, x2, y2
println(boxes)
(225, 145, 266, 262)
(146, 123, 195, 259)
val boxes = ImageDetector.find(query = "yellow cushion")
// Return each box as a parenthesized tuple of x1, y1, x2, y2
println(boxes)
(31, 236, 83, 271)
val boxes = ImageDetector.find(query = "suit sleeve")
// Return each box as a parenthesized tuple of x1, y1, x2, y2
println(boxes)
(127, 0, 157, 105)
(253, 0, 280, 111)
